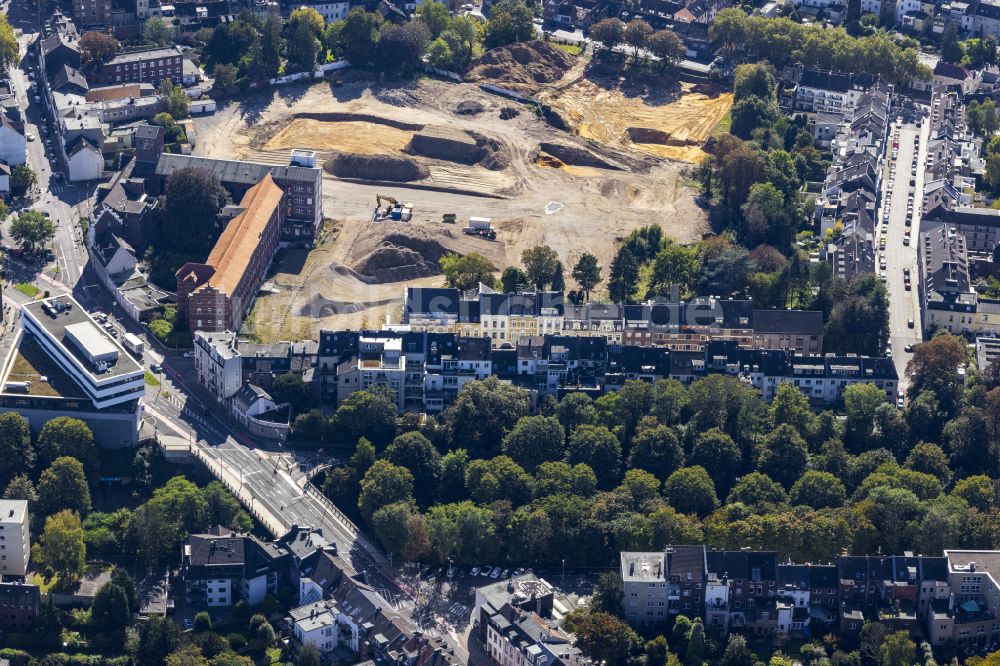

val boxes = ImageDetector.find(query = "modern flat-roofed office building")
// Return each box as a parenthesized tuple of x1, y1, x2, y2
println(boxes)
(0, 295, 144, 446)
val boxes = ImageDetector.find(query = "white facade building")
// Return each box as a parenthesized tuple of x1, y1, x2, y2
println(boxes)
(0, 500, 29, 576)
(194, 330, 242, 402)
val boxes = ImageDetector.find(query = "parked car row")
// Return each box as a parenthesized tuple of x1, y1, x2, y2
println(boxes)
(469, 566, 525, 579)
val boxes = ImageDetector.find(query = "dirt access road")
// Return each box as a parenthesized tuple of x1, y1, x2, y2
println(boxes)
(192, 73, 708, 342)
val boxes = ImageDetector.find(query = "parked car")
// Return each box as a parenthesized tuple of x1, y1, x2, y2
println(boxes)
(470, 567, 480, 576)
(908, 318, 915, 328)
(905, 344, 914, 353)
(150, 363, 162, 373)
(501, 569, 509, 578)
(183, 350, 195, 358)
(490, 567, 501, 578)
(480, 566, 492, 577)
(513, 568, 525, 577)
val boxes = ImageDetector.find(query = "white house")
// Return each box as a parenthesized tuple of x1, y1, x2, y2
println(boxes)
(297, 0, 348, 21)
(0, 114, 25, 168)
(289, 600, 342, 656)
(66, 137, 102, 182)
(0, 500, 30, 576)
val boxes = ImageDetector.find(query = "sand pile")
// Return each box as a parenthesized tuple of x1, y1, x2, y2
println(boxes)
(324, 152, 430, 182)
(465, 40, 575, 86)
(351, 233, 449, 283)
(538, 142, 622, 170)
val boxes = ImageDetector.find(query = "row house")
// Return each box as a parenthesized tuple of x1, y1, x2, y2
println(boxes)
(791, 68, 881, 116)
(180, 527, 292, 607)
(405, 288, 825, 352)
(619, 547, 965, 644)
(919, 223, 979, 336)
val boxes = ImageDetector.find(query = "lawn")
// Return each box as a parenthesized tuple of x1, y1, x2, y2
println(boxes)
(713, 110, 732, 137)
(144, 372, 160, 387)
(14, 283, 40, 298)
(552, 42, 584, 56)
(32, 572, 61, 593)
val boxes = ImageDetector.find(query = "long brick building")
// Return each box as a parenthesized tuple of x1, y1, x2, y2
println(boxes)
(176, 174, 284, 332)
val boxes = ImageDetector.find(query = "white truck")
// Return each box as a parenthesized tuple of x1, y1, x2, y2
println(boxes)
(462, 216, 497, 240)
(123, 332, 144, 357)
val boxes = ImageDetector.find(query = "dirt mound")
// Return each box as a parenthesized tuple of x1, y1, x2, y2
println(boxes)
(324, 152, 430, 182)
(408, 128, 486, 165)
(292, 112, 423, 131)
(298, 294, 399, 317)
(499, 107, 520, 120)
(539, 142, 622, 170)
(456, 100, 485, 115)
(465, 40, 575, 86)
(625, 127, 691, 146)
(351, 233, 449, 283)
(406, 128, 510, 171)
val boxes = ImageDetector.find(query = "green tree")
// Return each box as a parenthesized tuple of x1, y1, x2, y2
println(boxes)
(385, 432, 442, 506)
(685, 618, 706, 666)
(36, 509, 86, 581)
(790, 470, 846, 508)
(770, 382, 816, 439)
(79, 30, 119, 68)
(4, 474, 37, 504)
(647, 242, 700, 298)
(162, 167, 229, 254)
(270, 373, 312, 413)
(10, 210, 55, 252)
(424, 501, 497, 563)
(648, 29, 685, 69)
(0, 15, 18, 75)
(91, 581, 130, 638)
(843, 383, 888, 452)
(358, 460, 414, 520)
(727, 472, 788, 511)
(591, 572, 625, 617)
(590, 17, 625, 52)
(371, 501, 416, 556)
(11, 164, 36, 192)
(248, 614, 275, 650)
(149, 476, 208, 534)
(757, 424, 809, 489)
(38, 416, 97, 475)
(574, 612, 640, 666)
(134, 615, 182, 666)
(627, 422, 684, 479)
(624, 18, 652, 61)
(340, 8, 383, 66)
(734, 63, 776, 101)
(567, 425, 622, 489)
(720, 634, 754, 666)
(952, 475, 994, 512)
(534, 461, 598, 497)
(211, 63, 239, 97)
(941, 24, 963, 63)
(879, 631, 916, 666)
(201, 481, 252, 532)
(906, 333, 968, 415)
(465, 455, 533, 504)
(440, 252, 496, 290)
(484, 0, 534, 48)
(416, 1, 450, 37)
(664, 467, 719, 517)
(731, 95, 779, 140)
(331, 388, 398, 448)
(37, 457, 91, 517)
(646, 636, 669, 666)
(904, 442, 952, 486)
(158, 78, 190, 119)
(690, 428, 742, 495)
(501, 415, 565, 472)
(522, 245, 561, 289)
(143, 17, 173, 46)
(445, 377, 530, 458)
(572, 253, 602, 300)
(501, 266, 529, 292)
(287, 18, 321, 71)
(0, 412, 33, 489)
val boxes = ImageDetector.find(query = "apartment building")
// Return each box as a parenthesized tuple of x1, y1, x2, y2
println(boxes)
(180, 527, 291, 607)
(0, 579, 40, 630)
(96, 46, 183, 86)
(176, 174, 285, 333)
(919, 223, 978, 335)
(149, 152, 323, 245)
(475, 573, 584, 666)
(0, 500, 29, 576)
(7, 296, 145, 446)
(405, 289, 825, 353)
(194, 331, 242, 401)
(792, 69, 881, 115)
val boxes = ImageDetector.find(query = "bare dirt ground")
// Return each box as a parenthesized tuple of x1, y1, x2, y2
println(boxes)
(536, 62, 734, 163)
(193, 72, 709, 342)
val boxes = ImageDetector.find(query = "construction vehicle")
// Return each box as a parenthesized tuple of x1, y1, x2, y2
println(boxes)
(374, 194, 413, 222)
(462, 216, 497, 240)
(442, 213, 457, 224)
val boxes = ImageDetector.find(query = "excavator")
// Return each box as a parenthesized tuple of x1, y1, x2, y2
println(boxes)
(373, 194, 413, 221)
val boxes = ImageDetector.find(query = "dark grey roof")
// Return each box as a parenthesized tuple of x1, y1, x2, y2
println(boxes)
(155, 153, 318, 185)
(752, 309, 824, 336)
(52, 63, 88, 93)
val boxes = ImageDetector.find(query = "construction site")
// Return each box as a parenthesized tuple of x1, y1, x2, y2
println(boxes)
(193, 41, 725, 342)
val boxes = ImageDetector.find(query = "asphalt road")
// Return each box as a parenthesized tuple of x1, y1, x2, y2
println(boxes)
(878, 116, 927, 395)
